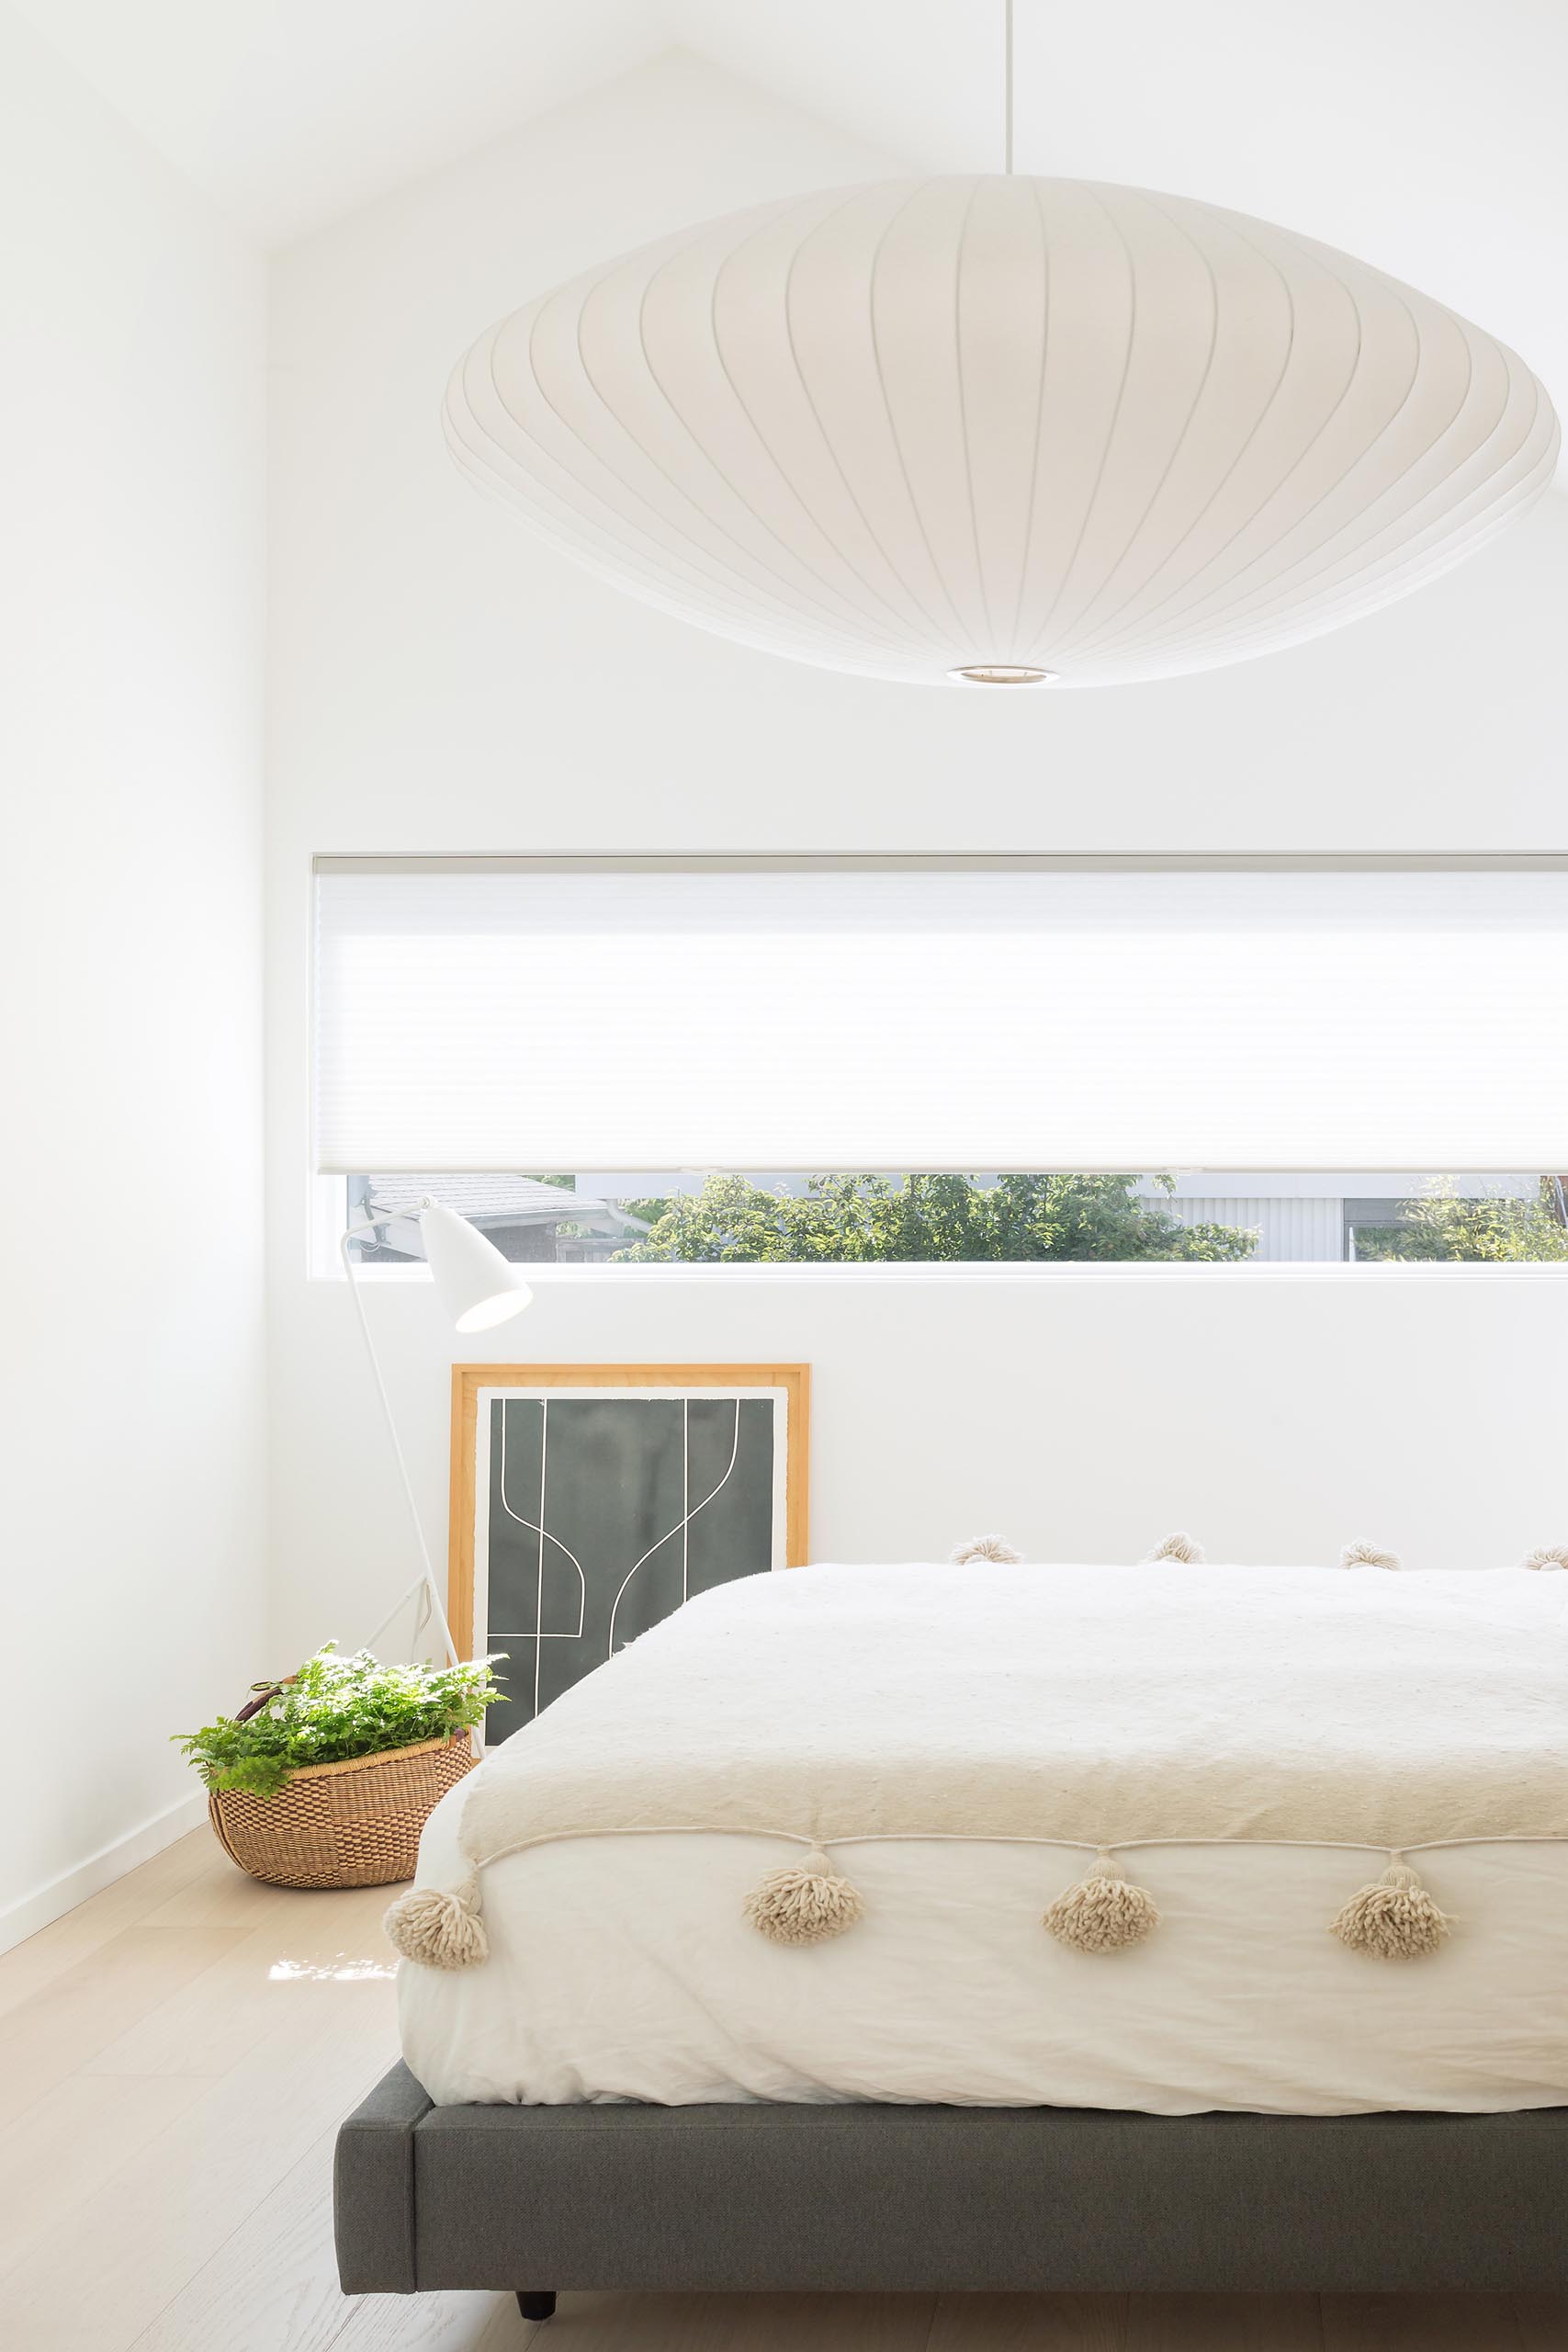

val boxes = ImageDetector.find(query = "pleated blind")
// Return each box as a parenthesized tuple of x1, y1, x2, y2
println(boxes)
(312, 862, 1568, 1173)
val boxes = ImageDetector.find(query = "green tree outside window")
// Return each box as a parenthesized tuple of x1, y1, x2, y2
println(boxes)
(615, 1172, 1260, 1264)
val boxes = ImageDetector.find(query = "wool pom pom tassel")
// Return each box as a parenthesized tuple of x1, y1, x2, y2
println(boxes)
(1523, 1544, 1568, 1570)
(1330, 1855, 1450, 1960)
(1145, 1532, 1204, 1564)
(383, 1872, 490, 1970)
(744, 1845, 864, 1946)
(951, 1535, 1022, 1565)
(1340, 1540, 1402, 1570)
(1043, 1850, 1160, 1953)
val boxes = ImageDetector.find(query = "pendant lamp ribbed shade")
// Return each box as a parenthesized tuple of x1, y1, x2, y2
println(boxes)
(444, 175, 1557, 687)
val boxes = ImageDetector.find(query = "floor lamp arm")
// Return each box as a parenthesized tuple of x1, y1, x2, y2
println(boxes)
(340, 1224, 460, 1668)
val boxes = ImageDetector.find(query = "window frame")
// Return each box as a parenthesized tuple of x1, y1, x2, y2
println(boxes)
(309, 852, 1568, 1284)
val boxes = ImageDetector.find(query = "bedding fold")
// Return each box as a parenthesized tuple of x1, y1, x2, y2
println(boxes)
(452, 1562, 1568, 1865)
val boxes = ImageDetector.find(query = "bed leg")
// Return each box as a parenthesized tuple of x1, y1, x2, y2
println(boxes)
(516, 2290, 557, 2324)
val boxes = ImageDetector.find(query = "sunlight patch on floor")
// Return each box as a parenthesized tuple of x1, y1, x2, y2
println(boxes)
(268, 1955, 398, 1981)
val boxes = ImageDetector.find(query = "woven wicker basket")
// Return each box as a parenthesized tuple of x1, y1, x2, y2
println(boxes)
(208, 1733, 476, 1890)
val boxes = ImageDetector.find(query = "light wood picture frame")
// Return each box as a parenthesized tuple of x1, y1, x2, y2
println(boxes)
(449, 1363, 809, 1736)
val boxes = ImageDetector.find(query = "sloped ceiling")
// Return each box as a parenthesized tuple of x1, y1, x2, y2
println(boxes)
(16, 0, 1568, 422)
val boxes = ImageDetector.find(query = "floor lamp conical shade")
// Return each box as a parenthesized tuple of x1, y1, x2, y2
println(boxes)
(445, 175, 1557, 687)
(419, 1200, 534, 1334)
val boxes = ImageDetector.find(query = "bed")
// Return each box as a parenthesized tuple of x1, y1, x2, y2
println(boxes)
(335, 1557, 1568, 2309)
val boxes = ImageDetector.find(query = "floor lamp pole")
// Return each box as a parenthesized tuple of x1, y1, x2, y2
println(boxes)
(340, 1225, 460, 1668)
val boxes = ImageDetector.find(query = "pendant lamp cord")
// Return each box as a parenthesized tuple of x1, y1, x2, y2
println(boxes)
(1004, 0, 1014, 173)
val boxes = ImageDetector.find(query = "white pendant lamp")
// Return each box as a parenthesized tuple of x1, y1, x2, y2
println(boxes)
(444, 32, 1556, 688)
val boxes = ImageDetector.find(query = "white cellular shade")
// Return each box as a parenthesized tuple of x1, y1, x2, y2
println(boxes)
(313, 865, 1568, 1174)
(444, 176, 1558, 689)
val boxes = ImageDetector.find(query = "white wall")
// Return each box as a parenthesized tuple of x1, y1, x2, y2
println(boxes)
(267, 51, 1568, 1660)
(0, 6, 268, 1942)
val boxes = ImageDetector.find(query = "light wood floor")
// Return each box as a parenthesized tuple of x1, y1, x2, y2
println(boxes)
(2, 1827, 1562, 2351)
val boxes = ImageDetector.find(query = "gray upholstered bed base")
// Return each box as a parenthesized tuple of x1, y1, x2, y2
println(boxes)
(334, 2064, 1568, 2308)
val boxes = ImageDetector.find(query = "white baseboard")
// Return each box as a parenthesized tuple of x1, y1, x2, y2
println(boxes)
(0, 1789, 209, 1957)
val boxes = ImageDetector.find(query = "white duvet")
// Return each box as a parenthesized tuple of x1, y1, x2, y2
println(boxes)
(398, 1561, 1568, 2114)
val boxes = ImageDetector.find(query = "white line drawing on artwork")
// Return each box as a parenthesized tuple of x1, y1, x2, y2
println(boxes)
(605, 1398, 742, 1661)
(498, 1402, 588, 1721)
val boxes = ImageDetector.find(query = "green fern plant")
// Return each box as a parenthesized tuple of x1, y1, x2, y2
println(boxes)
(175, 1645, 506, 1797)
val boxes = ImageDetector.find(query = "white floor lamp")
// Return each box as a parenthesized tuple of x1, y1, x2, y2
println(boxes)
(341, 1196, 534, 1667)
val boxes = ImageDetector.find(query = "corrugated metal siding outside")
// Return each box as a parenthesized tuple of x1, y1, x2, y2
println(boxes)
(1139, 1193, 1345, 1261)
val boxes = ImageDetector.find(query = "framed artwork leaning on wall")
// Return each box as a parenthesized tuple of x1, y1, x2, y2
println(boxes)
(448, 1363, 809, 1740)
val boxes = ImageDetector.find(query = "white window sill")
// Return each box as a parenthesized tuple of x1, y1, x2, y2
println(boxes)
(315, 1258, 1568, 1287)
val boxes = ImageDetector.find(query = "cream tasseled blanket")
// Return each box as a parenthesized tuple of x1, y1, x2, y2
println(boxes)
(455, 1560, 1568, 1868)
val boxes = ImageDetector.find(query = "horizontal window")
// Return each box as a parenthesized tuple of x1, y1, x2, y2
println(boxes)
(313, 859, 1568, 1176)
(341, 1172, 1568, 1268)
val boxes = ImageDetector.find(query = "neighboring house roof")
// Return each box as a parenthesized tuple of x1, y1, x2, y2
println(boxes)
(364, 1175, 637, 1230)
